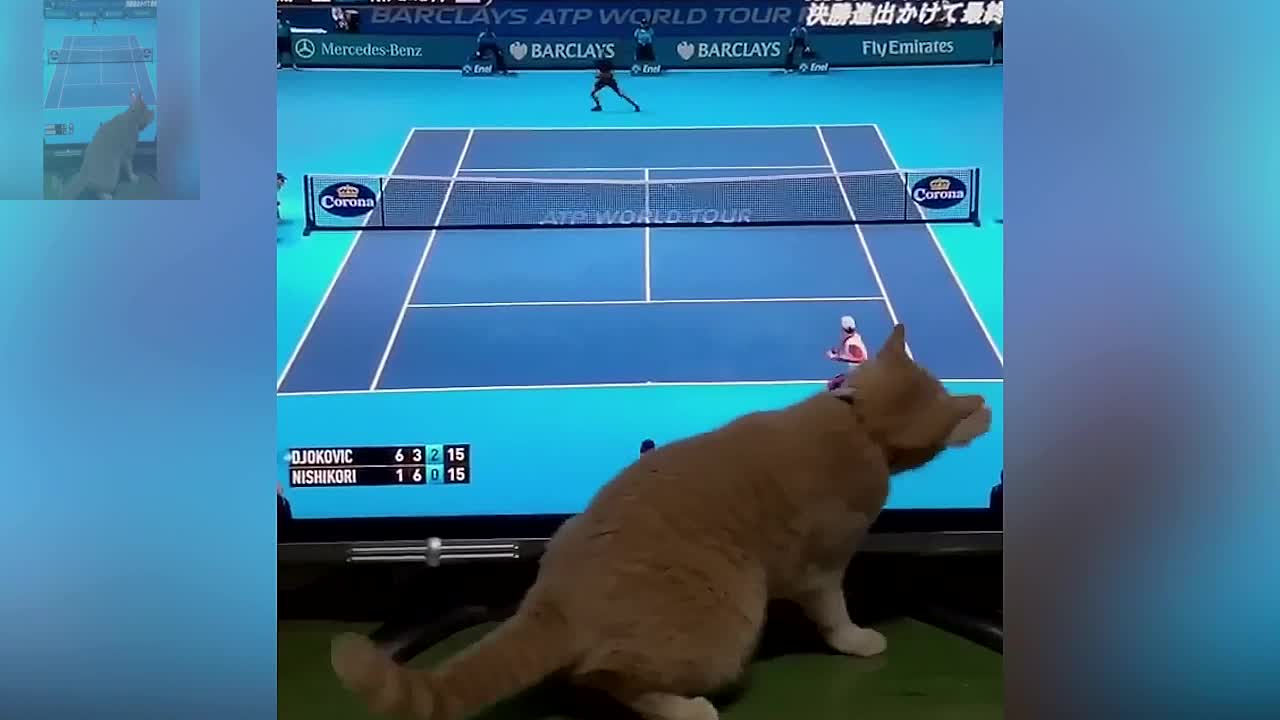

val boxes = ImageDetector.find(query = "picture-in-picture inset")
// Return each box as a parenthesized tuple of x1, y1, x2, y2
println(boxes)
(43, 0, 163, 200)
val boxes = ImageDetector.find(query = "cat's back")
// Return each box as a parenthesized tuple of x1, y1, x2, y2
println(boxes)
(548, 397, 845, 552)
(533, 413, 783, 641)
(600, 394, 855, 494)
(91, 111, 127, 141)
(80, 112, 131, 165)
(89, 108, 141, 147)
(589, 409, 781, 507)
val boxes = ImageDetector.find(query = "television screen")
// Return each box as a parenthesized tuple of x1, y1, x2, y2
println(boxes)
(42, 1, 158, 145)
(275, 0, 1003, 532)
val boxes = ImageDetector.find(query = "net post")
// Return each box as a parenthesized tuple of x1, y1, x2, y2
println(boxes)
(902, 169, 911, 224)
(303, 175, 314, 236)
(379, 177, 386, 229)
(970, 167, 982, 227)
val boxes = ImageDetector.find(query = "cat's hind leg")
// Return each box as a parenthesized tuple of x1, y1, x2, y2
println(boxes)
(794, 572, 886, 657)
(88, 181, 113, 201)
(573, 615, 751, 720)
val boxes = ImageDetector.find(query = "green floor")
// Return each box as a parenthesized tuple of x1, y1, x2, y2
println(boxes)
(279, 619, 1002, 720)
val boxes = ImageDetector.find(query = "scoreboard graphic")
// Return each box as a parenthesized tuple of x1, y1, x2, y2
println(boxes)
(288, 444, 471, 487)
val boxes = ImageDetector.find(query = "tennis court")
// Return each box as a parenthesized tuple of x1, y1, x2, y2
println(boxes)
(278, 124, 1001, 395)
(43, 34, 156, 110)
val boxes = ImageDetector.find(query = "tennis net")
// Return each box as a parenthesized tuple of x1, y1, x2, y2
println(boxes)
(302, 167, 980, 234)
(48, 47, 153, 64)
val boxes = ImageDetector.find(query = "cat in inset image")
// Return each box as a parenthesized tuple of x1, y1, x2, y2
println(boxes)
(60, 93, 154, 200)
(331, 324, 992, 720)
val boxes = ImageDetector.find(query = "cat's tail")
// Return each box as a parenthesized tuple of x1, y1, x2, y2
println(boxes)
(331, 605, 576, 720)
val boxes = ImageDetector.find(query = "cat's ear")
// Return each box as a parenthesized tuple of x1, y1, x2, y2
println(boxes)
(876, 324, 907, 358)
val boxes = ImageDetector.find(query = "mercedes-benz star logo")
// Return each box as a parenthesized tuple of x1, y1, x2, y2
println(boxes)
(294, 37, 316, 59)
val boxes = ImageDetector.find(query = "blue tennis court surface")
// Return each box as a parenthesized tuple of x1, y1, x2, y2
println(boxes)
(278, 124, 1002, 395)
(43, 34, 156, 110)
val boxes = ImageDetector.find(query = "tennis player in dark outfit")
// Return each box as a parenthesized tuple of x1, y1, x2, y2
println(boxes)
(277, 173, 286, 220)
(591, 60, 641, 112)
(783, 23, 811, 72)
(473, 25, 510, 74)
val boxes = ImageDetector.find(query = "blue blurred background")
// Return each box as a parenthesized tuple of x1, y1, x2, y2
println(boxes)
(0, 1, 272, 718)
(1005, 1, 1280, 717)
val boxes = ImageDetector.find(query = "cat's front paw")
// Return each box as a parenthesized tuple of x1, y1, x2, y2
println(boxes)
(126, 173, 139, 184)
(946, 404, 991, 447)
(674, 697, 718, 720)
(827, 625, 887, 657)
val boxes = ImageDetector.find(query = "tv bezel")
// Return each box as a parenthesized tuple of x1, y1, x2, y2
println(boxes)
(279, 507, 1001, 546)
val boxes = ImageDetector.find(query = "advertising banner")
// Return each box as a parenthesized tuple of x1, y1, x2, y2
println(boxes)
(657, 31, 991, 68)
(44, 7, 155, 18)
(279, 0, 1003, 38)
(804, 0, 1002, 29)
(291, 35, 476, 69)
(291, 29, 994, 70)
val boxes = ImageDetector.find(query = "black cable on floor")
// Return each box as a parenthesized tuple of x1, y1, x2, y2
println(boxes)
(370, 603, 517, 664)
(910, 604, 1003, 654)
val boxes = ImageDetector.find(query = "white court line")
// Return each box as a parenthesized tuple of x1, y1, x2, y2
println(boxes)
(643, 167, 652, 302)
(279, 377, 1004, 398)
(413, 123, 876, 132)
(51, 103, 141, 109)
(57, 37, 78, 109)
(275, 129, 421, 391)
(323, 167, 961, 185)
(871, 124, 1004, 367)
(128, 34, 144, 98)
(406, 296, 884, 310)
(461, 165, 831, 173)
(813, 125, 911, 359)
(61, 81, 138, 87)
(369, 129, 476, 391)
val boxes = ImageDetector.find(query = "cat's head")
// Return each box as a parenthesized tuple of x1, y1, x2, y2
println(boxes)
(129, 94, 154, 131)
(833, 324, 991, 473)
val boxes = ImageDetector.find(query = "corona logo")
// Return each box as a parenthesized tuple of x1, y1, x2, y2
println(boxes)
(318, 181, 377, 218)
(911, 174, 968, 211)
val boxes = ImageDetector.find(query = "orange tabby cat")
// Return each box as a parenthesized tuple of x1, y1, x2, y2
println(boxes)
(331, 324, 992, 720)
